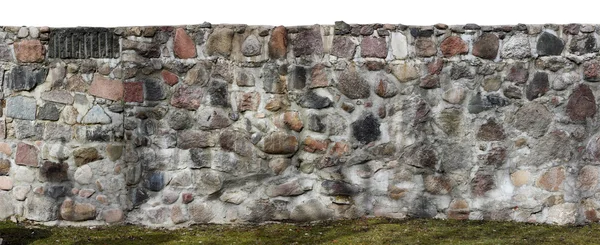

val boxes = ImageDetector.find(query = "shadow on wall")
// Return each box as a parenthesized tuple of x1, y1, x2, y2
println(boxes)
(0, 227, 51, 245)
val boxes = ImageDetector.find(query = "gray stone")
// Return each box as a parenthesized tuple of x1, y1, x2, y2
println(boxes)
(207, 80, 229, 107)
(547, 203, 577, 225)
(7, 96, 36, 120)
(297, 90, 333, 109)
(331, 36, 357, 58)
(219, 190, 248, 204)
(537, 32, 564, 56)
(178, 130, 215, 149)
(450, 62, 473, 80)
(190, 148, 211, 169)
(81, 105, 111, 124)
(13, 185, 31, 201)
(194, 169, 223, 195)
(14, 119, 43, 140)
(262, 63, 285, 94)
(290, 199, 333, 221)
(25, 195, 58, 221)
(144, 78, 165, 101)
(188, 202, 214, 223)
(0, 44, 14, 61)
(526, 72, 550, 101)
(8, 66, 47, 91)
(502, 33, 531, 59)
(307, 114, 325, 132)
(39, 161, 68, 182)
(37, 102, 63, 121)
(0, 192, 14, 220)
(144, 172, 165, 192)
(241, 35, 261, 56)
(321, 180, 360, 196)
(41, 90, 74, 104)
(206, 28, 234, 57)
(512, 102, 552, 138)
(570, 34, 597, 54)
(337, 65, 370, 99)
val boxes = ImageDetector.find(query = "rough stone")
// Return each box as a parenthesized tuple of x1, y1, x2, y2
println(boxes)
(261, 131, 298, 154)
(37, 102, 62, 121)
(390, 62, 420, 82)
(14, 40, 44, 63)
(82, 105, 111, 124)
(290, 199, 332, 221)
(450, 62, 473, 80)
(537, 32, 564, 56)
(60, 199, 97, 221)
(361, 37, 387, 58)
(89, 75, 123, 101)
(103, 209, 124, 223)
(440, 36, 468, 57)
(505, 63, 529, 84)
(15, 143, 38, 167)
(537, 167, 565, 191)
(73, 147, 102, 166)
(293, 27, 323, 56)
(331, 36, 357, 59)
(206, 28, 234, 57)
(375, 75, 399, 98)
(547, 203, 577, 225)
(237, 92, 260, 112)
(583, 59, 600, 82)
(283, 111, 303, 132)
(351, 113, 381, 144)
(442, 86, 466, 104)
(502, 33, 531, 59)
(391, 32, 408, 59)
(39, 161, 68, 182)
(174, 28, 197, 58)
(337, 65, 370, 99)
(9, 66, 47, 91)
(526, 72, 550, 100)
(41, 90, 74, 104)
(177, 130, 215, 149)
(123, 82, 144, 102)
(477, 120, 505, 141)
(298, 90, 333, 109)
(566, 84, 596, 121)
(512, 102, 552, 138)
(269, 26, 288, 59)
(74, 165, 93, 185)
(0, 176, 13, 190)
(569, 34, 597, 54)
(0, 159, 9, 175)
(7, 96, 36, 120)
(415, 38, 436, 57)
(171, 85, 204, 110)
(242, 35, 261, 57)
(511, 170, 530, 187)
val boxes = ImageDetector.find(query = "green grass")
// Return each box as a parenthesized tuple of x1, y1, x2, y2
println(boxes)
(1, 218, 600, 245)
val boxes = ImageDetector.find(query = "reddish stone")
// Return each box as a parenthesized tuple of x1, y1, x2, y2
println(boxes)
(15, 142, 38, 167)
(566, 84, 596, 121)
(174, 28, 197, 59)
(161, 70, 179, 86)
(310, 64, 329, 88)
(505, 63, 529, 84)
(303, 137, 330, 153)
(360, 37, 387, 58)
(415, 38, 436, 57)
(14, 40, 44, 63)
(262, 131, 298, 154)
(476, 120, 506, 141)
(473, 33, 499, 60)
(365, 61, 385, 71)
(440, 36, 468, 57)
(583, 60, 600, 82)
(419, 74, 439, 89)
(472, 172, 494, 196)
(427, 59, 444, 75)
(424, 175, 453, 195)
(283, 111, 303, 132)
(537, 167, 565, 191)
(269, 26, 288, 59)
(237, 92, 260, 112)
(329, 141, 350, 157)
(170, 85, 204, 110)
(123, 82, 144, 102)
(182, 192, 194, 204)
(89, 74, 124, 101)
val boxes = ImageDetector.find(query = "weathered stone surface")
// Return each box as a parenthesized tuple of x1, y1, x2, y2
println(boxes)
(298, 90, 333, 109)
(168, 109, 191, 130)
(36, 102, 61, 121)
(73, 147, 102, 166)
(293, 27, 323, 56)
(269, 26, 287, 59)
(174, 28, 197, 58)
(41, 90, 73, 104)
(331, 36, 356, 58)
(450, 62, 473, 80)
(262, 63, 285, 94)
(74, 165, 93, 185)
(361, 37, 387, 58)
(15, 143, 38, 167)
(337, 65, 370, 99)
(526, 72, 550, 101)
(171, 86, 203, 110)
(103, 209, 124, 223)
(472, 172, 494, 196)
(82, 105, 111, 124)
(415, 38, 436, 57)
(206, 28, 234, 57)
(390, 62, 420, 82)
(570, 34, 597, 54)
(578, 165, 599, 191)
(261, 131, 298, 154)
(242, 35, 261, 57)
(0, 176, 13, 190)
(13, 185, 30, 201)
(89, 75, 123, 101)
(583, 59, 600, 82)
(477, 120, 506, 141)
(39, 161, 68, 182)
(123, 82, 144, 102)
(513, 102, 552, 138)
(7, 96, 36, 120)
(0, 159, 10, 175)
(505, 63, 529, 84)
(14, 40, 44, 63)
(283, 111, 303, 132)
(9, 66, 47, 91)
(290, 199, 333, 221)
(440, 36, 468, 57)
(177, 130, 215, 149)
(511, 170, 530, 187)
(375, 75, 398, 98)
(473, 33, 499, 59)
(351, 113, 381, 144)
(237, 92, 260, 112)
(0, 44, 14, 61)
(442, 86, 466, 104)
(566, 84, 596, 121)
(60, 198, 97, 221)
(502, 33, 531, 59)
(537, 167, 565, 191)
(547, 203, 577, 225)
(537, 32, 564, 56)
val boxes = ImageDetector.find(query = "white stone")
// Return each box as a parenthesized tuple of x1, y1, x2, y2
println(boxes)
(28, 27, 39, 38)
(14, 166, 35, 183)
(0, 176, 13, 190)
(219, 190, 248, 205)
(13, 185, 31, 201)
(502, 33, 531, 59)
(391, 32, 408, 60)
(17, 27, 29, 38)
(81, 105, 112, 124)
(442, 86, 466, 104)
(74, 165, 93, 185)
(546, 203, 577, 225)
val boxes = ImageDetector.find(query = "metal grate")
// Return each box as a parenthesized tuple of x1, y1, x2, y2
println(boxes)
(48, 28, 120, 59)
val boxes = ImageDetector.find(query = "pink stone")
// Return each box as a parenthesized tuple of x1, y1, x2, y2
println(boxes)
(0, 176, 13, 190)
(161, 70, 179, 86)
(14, 40, 44, 63)
(0, 142, 12, 156)
(96, 194, 108, 204)
(360, 37, 387, 58)
(174, 28, 197, 59)
(123, 82, 144, 102)
(170, 85, 204, 110)
(103, 208, 124, 223)
(440, 36, 468, 57)
(182, 192, 194, 204)
(15, 143, 38, 167)
(89, 74, 124, 101)
(79, 188, 96, 198)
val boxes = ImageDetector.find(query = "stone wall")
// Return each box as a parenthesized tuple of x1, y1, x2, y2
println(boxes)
(0, 22, 599, 226)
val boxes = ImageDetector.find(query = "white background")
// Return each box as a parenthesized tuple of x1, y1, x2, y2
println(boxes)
(3, 0, 599, 27)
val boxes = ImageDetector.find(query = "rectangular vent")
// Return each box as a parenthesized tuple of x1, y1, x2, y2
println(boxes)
(48, 28, 120, 59)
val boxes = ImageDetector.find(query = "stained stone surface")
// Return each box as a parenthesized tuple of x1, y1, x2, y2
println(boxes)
(0, 23, 597, 227)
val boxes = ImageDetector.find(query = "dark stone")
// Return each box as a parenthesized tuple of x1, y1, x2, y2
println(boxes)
(131, 188, 149, 207)
(477, 120, 506, 141)
(351, 113, 381, 144)
(503, 86, 523, 99)
(73, 147, 102, 166)
(486, 94, 510, 107)
(40, 161, 68, 182)
(293, 28, 323, 56)
(526, 72, 550, 101)
(46, 185, 69, 199)
(419, 74, 439, 89)
(9, 66, 47, 91)
(207, 80, 229, 107)
(0, 159, 10, 175)
(409, 196, 437, 218)
(121, 39, 161, 58)
(219, 129, 252, 157)
(48, 28, 119, 58)
(566, 84, 596, 121)
(570, 34, 597, 54)
(168, 110, 191, 130)
(486, 147, 507, 167)
(289, 66, 307, 90)
(37, 103, 62, 121)
(537, 32, 564, 56)
(472, 33, 499, 60)
(337, 65, 370, 99)
(262, 64, 285, 94)
(190, 148, 211, 169)
(584, 59, 600, 82)
(401, 143, 438, 170)
(464, 23, 481, 30)
(563, 23, 581, 35)
(86, 126, 111, 141)
(415, 38, 436, 57)
(297, 90, 332, 109)
(177, 130, 214, 149)
(307, 114, 325, 132)
(334, 21, 351, 35)
(144, 172, 165, 192)
(144, 78, 165, 101)
(359, 25, 374, 35)
(321, 180, 360, 196)
(505, 63, 529, 84)
(468, 93, 492, 114)
(450, 62, 473, 80)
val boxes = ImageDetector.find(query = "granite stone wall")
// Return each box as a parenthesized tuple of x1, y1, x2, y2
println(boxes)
(0, 22, 599, 226)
